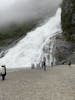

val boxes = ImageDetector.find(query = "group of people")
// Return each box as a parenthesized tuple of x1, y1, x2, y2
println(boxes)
(31, 57, 47, 71)
(0, 65, 6, 80)
(31, 56, 54, 71)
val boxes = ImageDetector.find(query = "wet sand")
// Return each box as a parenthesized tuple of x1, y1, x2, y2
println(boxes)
(0, 65, 75, 100)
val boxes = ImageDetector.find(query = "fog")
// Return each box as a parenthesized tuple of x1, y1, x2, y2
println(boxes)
(0, 0, 62, 27)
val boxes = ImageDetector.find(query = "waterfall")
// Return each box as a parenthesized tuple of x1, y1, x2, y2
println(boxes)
(38, 35, 57, 67)
(0, 8, 61, 68)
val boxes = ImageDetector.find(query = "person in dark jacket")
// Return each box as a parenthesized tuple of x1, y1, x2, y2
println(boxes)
(43, 57, 46, 71)
(1, 65, 6, 80)
(51, 62, 53, 67)
(68, 61, 71, 67)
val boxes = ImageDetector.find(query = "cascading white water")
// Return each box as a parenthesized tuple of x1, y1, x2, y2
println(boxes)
(38, 35, 57, 67)
(0, 8, 61, 68)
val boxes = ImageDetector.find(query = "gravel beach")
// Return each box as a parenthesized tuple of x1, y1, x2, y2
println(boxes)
(0, 65, 75, 100)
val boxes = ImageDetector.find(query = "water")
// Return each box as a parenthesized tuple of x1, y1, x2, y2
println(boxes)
(0, 8, 61, 68)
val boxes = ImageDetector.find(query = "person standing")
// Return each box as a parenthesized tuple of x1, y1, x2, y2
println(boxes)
(0, 65, 6, 80)
(51, 62, 53, 67)
(43, 57, 46, 71)
(68, 61, 71, 67)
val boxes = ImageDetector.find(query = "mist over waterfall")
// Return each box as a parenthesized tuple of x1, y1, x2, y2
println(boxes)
(0, 8, 61, 68)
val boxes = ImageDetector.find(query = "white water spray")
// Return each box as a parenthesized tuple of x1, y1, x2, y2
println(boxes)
(0, 8, 61, 68)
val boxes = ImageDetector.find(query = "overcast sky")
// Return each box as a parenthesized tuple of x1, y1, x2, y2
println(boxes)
(0, 0, 62, 27)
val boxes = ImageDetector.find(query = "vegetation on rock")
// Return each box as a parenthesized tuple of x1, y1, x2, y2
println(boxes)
(61, 0, 75, 41)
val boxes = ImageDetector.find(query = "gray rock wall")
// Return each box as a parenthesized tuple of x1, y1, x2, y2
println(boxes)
(53, 34, 75, 64)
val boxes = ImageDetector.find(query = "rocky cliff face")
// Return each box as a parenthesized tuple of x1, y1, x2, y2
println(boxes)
(61, 0, 75, 41)
(54, 34, 73, 64)
(54, 0, 75, 64)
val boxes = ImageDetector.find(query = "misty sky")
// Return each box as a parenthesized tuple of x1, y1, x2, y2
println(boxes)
(0, 0, 62, 27)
